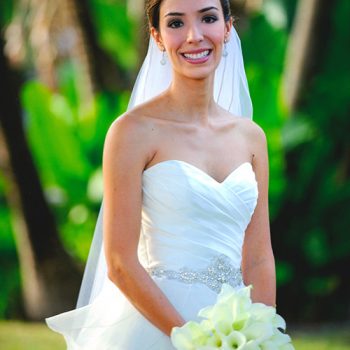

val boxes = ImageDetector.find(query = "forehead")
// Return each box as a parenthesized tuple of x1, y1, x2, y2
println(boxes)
(160, 0, 222, 15)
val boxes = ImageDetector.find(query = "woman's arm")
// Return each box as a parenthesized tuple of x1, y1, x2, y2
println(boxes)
(241, 122, 276, 306)
(102, 114, 185, 336)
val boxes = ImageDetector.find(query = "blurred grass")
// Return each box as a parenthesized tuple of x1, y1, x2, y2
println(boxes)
(0, 321, 350, 349)
(0, 321, 65, 350)
(290, 325, 350, 350)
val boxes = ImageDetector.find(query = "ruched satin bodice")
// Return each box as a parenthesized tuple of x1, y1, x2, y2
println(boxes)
(138, 160, 258, 272)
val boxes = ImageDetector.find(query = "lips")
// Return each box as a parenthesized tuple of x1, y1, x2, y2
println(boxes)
(183, 50, 210, 59)
(181, 48, 212, 55)
(181, 49, 212, 63)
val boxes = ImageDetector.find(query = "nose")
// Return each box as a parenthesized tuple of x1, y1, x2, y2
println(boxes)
(186, 23, 204, 44)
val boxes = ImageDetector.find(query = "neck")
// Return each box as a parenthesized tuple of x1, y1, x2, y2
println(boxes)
(166, 73, 218, 124)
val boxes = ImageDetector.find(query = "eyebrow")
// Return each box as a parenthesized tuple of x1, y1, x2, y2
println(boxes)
(165, 6, 219, 17)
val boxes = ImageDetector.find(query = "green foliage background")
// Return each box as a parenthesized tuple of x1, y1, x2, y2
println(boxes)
(0, 0, 349, 324)
(272, 0, 350, 321)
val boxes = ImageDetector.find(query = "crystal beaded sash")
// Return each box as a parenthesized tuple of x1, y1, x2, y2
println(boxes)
(146, 254, 243, 293)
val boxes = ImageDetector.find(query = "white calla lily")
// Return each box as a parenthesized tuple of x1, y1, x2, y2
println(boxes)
(171, 284, 294, 350)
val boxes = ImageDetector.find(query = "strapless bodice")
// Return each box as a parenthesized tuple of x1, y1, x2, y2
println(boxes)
(138, 160, 258, 274)
(46, 160, 259, 350)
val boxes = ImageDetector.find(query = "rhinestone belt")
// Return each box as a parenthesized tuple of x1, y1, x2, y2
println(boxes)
(146, 254, 243, 293)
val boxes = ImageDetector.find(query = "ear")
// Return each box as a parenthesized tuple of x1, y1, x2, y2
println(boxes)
(150, 27, 165, 51)
(224, 17, 233, 42)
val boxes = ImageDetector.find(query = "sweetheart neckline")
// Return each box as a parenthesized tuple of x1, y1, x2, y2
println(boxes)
(143, 159, 254, 185)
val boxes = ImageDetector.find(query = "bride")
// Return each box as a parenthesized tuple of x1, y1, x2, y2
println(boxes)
(46, 0, 276, 348)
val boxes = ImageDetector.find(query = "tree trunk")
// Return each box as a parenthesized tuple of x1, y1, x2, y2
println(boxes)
(5, 0, 130, 101)
(283, 0, 332, 112)
(69, 0, 131, 92)
(0, 35, 82, 320)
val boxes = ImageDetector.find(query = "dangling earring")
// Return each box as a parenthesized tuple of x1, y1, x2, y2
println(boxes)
(222, 39, 228, 58)
(160, 49, 167, 65)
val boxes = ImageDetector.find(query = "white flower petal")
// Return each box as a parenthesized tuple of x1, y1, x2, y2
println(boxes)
(171, 321, 206, 349)
(242, 321, 274, 342)
(260, 340, 279, 350)
(222, 330, 247, 349)
(272, 314, 286, 330)
(269, 330, 292, 345)
(241, 340, 261, 350)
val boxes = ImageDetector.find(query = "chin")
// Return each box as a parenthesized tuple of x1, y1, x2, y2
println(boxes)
(176, 56, 221, 80)
(178, 64, 219, 81)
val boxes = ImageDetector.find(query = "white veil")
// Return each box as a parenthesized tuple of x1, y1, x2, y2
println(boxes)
(76, 26, 253, 308)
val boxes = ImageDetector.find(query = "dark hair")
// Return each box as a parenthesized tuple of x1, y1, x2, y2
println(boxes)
(146, 0, 232, 30)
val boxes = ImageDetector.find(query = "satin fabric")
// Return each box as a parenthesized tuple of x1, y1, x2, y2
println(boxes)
(46, 160, 258, 349)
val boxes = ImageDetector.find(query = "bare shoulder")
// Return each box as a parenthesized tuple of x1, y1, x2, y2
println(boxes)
(229, 116, 268, 172)
(235, 117, 267, 146)
(106, 94, 167, 141)
(218, 107, 266, 146)
(106, 105, 154, 143)
(103, 103, 161, 173)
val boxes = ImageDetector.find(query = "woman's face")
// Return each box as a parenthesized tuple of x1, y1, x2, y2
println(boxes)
(152, 0, 232, 81)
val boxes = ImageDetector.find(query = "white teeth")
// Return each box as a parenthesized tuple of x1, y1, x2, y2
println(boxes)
(183, 50, 210, 60)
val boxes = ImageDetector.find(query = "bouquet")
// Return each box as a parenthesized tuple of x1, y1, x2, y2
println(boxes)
(171, 284, 294, 350)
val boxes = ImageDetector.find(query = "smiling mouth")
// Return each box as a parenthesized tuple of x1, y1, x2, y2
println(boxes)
(182, 50, 211, 60)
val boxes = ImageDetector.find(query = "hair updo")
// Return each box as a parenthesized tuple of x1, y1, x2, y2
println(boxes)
(146, 0, 232, 31)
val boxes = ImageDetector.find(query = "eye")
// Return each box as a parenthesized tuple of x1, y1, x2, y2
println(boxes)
(168, 20, 184, 29)
(202, 15, 218, 24)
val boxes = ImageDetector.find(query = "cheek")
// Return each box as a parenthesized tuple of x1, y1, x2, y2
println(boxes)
(162, 33, 183, 53)
(206, 23, 226, 44)
(212, 34, 225, 47)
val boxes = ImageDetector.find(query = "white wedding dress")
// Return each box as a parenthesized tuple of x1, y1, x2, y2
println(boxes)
(46, 159, 258, 349)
